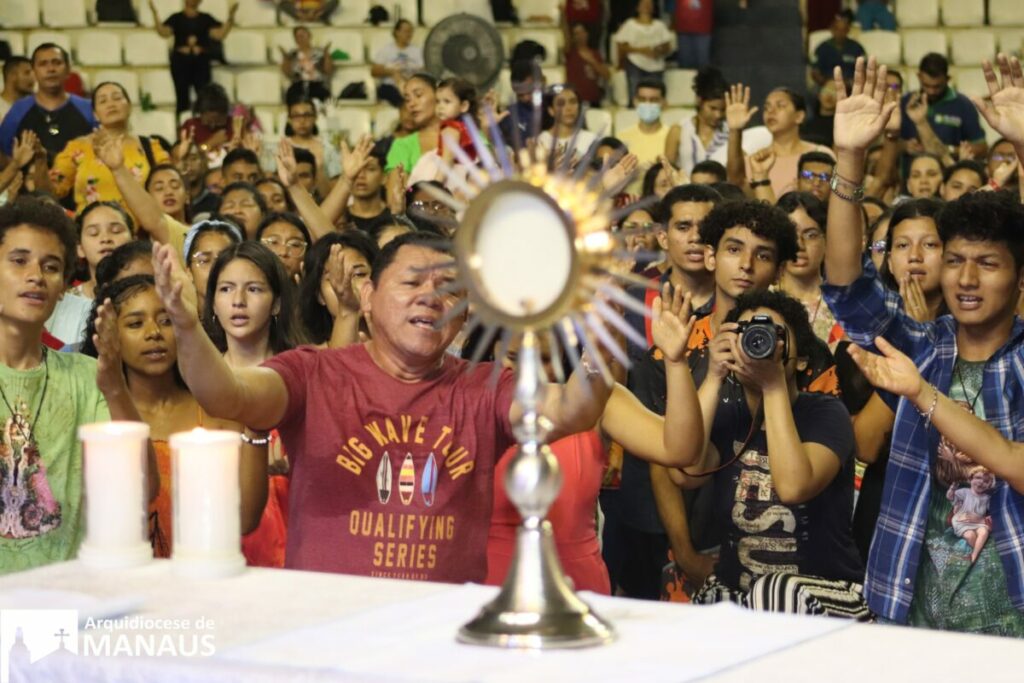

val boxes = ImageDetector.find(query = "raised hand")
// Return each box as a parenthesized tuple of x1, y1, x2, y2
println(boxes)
(748, 147, 776, 179)
(95, 133, 125, 170)
(152, 243, 199, 332)
(11, 131, 37, 168)
(385, 163, 408, 214)
(905, 92, 928, 124)
(276, 138, 298, 187)
(899, 274, 932, 322)
(957, 140, 976, 161)
(172, 126, 194, 162)
(834, 56, 898, 153)
(93, 298, 129, 399)
(241, 130, 262, 154)
(658, 154, 687, 187)
(602, 152, 638, 193)
(974, 53, 1024, 148)
(992, 158, 1020, 187)
(651, 282, 695, 364)
(340, 134, 373, 182)
(725, 83, 758, 131)
(5, 171, 24, 200)
(846, 336, 924, 400)
(325, 244, 362, 313)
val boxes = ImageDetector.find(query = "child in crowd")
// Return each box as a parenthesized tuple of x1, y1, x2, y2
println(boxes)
(72, 202, 135, 300)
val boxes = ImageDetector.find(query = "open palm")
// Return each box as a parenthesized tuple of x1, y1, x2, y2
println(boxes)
(651, 283, 694, 364)
(833, 56, 896, 153)
(974, 54, 1024, 147)
(846, 336, 923, 399)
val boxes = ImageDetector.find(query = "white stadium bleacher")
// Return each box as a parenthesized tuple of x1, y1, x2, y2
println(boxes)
(0, 1, 1019, 144)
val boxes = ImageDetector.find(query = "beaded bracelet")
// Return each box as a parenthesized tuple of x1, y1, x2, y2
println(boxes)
(241, 432, 271, 447)
(916, 384, 939, 429)
(829, 169, 865, 203)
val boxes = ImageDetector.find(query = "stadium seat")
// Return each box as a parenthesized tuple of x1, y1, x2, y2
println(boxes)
(518, 0, 560, 24)
(950, 30, 996, 67)
(663, 108, 696, 128)
(895, 0, 939, 28)
(0, 32, 26, 57)
(225, 30, 270, 66)
(76, 33, 123, 67)
(610, 69, 629, 107)
(807, 29, 831, 59)
(614, 108, 638, 134)
(27, 32, 72, 57)
(542, 66, 566, 88)
(202, 0, 230, 22)
(327, 108, 372, 145)
(857, 31, 901, 67)
(330, 0, 369, 26)
(140, 70, 177, 107)
(940, 0, 984, 27)
(237, 69, 284, 105)
(424, 1, 493, 26)
(951, 66, 988, 99)
(373, 107, 400, 137)
(318, 30, 366, 65)
(42, 0, 88, 28)
(584, 109, 612, 137)
(211, 70, 236, 99)
(990, 0, 1024, 26)
(235, 0, 279, 27)
(902, 29, 947, 68)
(141, 0, 181, 27)
(134, 110, 179, 142)
(391, 0, 419, 25)
(495, 69, 512, 103)
(0, 0, 41, 29)
(124, 32, 170, 67)
(996, 29, 1024, 56)
(93, 69, 140, 100)
(253, 106, 283, 133)
(333, 66, 377, 103)
(664, 69, 697, 107)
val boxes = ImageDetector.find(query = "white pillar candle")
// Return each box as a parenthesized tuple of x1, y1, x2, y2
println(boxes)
(170, 428, 245, 578)
(77, 421, 152, 569)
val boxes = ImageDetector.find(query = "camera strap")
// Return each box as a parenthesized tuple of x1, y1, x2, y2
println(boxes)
(681, 397, 765, 478)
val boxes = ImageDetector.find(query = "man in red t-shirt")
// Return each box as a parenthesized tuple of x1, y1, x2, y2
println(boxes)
(153, 233, 611, 583)
(675, 0, 714, 69)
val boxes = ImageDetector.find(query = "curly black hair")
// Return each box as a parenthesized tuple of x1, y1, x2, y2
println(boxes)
(698, 199, 799, 264)
(724, 289, 818, 361)
(0, 197, 78, 285)
(81, 274, 156, 358)
(95, 240, 154, 291)
(693, 66, 728, 102)
(937, 189, 1024, 270)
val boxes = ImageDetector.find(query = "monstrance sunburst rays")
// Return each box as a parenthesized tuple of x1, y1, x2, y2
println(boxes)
(418, 100, 661, 386)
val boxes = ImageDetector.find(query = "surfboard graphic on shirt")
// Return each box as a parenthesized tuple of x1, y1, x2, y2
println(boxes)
(376, 452, 393, 504)
(421, 453, 438, 507)
(398, 453, 416, 506)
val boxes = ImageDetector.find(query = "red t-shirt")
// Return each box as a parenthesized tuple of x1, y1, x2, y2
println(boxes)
(263, 344, 516, 583)
(565, 0, 602, 23)
(566, 49, 605, 104)
(675, 0, 714, 34)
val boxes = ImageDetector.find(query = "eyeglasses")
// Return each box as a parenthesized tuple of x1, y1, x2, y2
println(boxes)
(990, 154, 1017, 163)
(409, 200, 454, 215)
(799, 170, 830, 182)
(869, 239, 887, 255)
(261, 236, 308, 254)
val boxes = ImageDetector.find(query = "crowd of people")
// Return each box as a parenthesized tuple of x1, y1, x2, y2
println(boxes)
(2, 1, 1024, 642)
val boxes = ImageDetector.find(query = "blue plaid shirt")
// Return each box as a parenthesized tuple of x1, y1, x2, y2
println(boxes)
(822, 258, 1024, 623)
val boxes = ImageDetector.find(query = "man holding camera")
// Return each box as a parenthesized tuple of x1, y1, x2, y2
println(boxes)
(672, 290, 866, 618)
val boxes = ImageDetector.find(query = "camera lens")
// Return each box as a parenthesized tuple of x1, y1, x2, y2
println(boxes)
(741, 327, 776, 360)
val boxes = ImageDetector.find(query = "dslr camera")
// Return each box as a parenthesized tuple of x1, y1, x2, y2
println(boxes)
(735, 315, 786, 360)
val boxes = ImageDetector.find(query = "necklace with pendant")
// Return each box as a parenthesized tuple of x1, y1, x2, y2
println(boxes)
(0, 348, 50, 447)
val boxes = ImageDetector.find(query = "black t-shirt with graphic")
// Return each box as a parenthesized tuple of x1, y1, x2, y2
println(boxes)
(710, 391, 864, 591)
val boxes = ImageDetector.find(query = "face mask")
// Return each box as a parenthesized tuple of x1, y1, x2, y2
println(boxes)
(636, 102, 661, 124)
